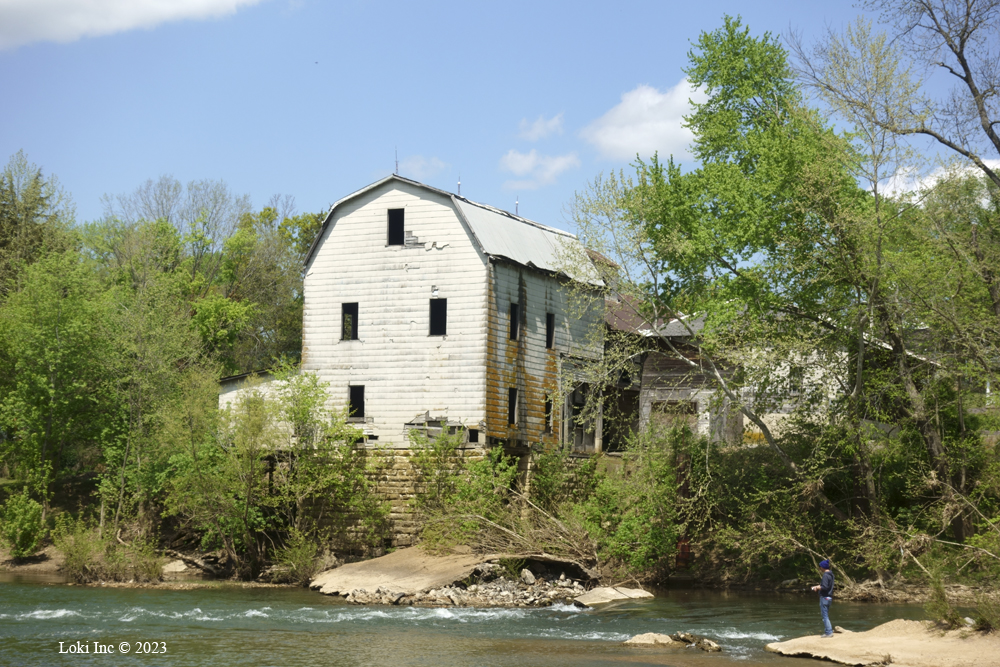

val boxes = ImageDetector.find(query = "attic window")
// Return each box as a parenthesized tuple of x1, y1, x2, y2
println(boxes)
(349, 385, 365, 420)
(387, 208, 404, 246)
(545, 312, 555, 349)
(342, 303, 359, 340)
(429, 298, 447, 336)
(508, 387, 518, 425)
(509, 303, 519, 340)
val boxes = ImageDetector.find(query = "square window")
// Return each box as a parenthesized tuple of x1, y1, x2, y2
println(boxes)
(508, 387, 518, 425)
(342, 302, 358, 340)
(509, 303, 519, 340)
(429, 298, 447, 336)
(387, 208, 404, 246)
(468, 428, 479, 443)
(349, 385, 365, 420)
(545, 312, 555, 349)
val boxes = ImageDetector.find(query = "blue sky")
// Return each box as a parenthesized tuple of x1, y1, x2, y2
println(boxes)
(2, 0, 870, 231)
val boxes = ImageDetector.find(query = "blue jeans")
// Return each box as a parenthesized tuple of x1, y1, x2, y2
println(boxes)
(820, 596, 833, 636)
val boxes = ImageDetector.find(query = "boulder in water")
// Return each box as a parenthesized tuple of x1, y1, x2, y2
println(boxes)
(574, 586, 653, 606)
(623, 633, 683, 647)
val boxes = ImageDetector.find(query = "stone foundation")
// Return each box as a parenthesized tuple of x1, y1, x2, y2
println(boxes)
(368, 445, 488, 548)
(319, 444, 597, 550)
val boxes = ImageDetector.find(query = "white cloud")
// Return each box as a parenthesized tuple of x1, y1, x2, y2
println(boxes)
(581, 79, 706, 161)
(499, 149, 579, 190)
(883, 159, 1000, 200)
(398, 155, 447, 181)
(518, 113, 564, 141)
(0, 0, 266, 50)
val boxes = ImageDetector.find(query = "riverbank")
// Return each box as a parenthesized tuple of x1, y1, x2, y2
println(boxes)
(4, 542, 995, 609)
(766, 619, 1000, 667)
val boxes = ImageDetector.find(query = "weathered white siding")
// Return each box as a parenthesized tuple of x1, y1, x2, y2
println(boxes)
(484, 260, 602, 445)
(303, 180, 490, 446)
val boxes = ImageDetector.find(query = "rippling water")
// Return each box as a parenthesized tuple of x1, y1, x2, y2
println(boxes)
(0, 573, 927, 667)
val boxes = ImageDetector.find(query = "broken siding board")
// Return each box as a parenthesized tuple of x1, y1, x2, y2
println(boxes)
(303, 181, 489, 446)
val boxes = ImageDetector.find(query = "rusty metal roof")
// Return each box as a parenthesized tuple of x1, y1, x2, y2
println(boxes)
(304, 174, 598, 282)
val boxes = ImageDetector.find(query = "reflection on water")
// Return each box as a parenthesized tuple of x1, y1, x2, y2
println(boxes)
(0, 578, 927, 667)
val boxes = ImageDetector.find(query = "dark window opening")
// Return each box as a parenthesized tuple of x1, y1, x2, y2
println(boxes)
(509, 303, 519, 340)
(349, 385, 365, 420)
(429, 298, 447, 335)
(387, 208, 404, 246)
(508, 387, 518, 425)
(545, 312, 555, 349)
(342, 302, 358, 340)
(468, 428, 479, 443)
(367, 435, 379, 441)
(544, 395, 553, 433)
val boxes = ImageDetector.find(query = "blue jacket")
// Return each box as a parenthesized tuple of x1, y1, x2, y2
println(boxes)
(819, 570, 834, 597)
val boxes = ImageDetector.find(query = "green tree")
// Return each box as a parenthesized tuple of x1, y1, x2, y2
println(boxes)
(0, 251, 113, 505)
(0, 151, 73, 296)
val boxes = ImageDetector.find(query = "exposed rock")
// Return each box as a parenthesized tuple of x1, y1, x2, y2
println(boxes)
(623, 633, 683, 647)
(697, 638, 722, 652)
(162, 559, 188, 574)
(766, 619, 1000, 667)
(671, 632, 696, 644)
(311, 546, 486, 596)
(309, 545, 605, 609)
(574, 586, 654, 606)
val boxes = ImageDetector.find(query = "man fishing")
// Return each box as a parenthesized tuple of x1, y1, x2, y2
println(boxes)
(811, 559, 835, 637)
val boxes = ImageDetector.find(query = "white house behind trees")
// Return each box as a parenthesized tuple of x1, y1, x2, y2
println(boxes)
(277, 174, 604, 450)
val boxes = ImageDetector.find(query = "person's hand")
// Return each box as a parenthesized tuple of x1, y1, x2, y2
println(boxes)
(811, 585, 820, 591)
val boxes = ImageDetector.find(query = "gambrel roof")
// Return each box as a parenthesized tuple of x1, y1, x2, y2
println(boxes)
(304, 174, 596, 281)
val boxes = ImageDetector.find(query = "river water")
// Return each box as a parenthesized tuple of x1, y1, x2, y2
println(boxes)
(0, 573, 927, 667)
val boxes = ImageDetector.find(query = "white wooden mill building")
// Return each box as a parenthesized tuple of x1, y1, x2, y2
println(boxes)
(290, 174, 602, 450)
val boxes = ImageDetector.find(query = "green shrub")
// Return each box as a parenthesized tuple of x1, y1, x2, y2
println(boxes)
(54, 518, 104, 582)
(410, 428, 467, 513)
(53, 518, 162, 583)
(274, 528, 320, 586)
(973, 593, 1000, 632)
(925, 573, 962, 628)
(578, 430, 680, 572)
(0, 487, 44, 558)
(419, 445, 520, 550)
(529, 448, 570, 511)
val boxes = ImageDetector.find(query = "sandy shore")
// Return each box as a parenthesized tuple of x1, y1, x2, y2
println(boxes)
(766, 619, 1000, 667)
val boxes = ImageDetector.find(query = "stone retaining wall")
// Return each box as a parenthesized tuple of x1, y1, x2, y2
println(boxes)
(368, 445, 487, 548)
(317, 444, 599, 551)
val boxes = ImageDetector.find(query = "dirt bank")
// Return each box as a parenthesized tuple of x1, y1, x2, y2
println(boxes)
(0, 545, 63, 574)
(766, 619, 1000, 667)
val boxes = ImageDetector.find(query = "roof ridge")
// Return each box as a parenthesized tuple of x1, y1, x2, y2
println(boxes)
(453, 196, 577, 239)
